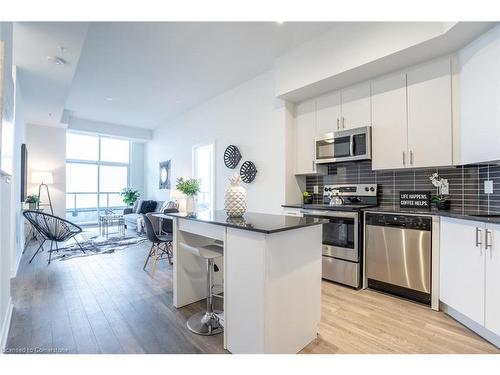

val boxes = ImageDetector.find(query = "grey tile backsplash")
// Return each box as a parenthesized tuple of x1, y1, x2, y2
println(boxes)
(305, 161, 500, 214)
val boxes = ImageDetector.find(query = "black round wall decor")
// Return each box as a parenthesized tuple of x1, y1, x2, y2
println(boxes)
(224, 145, 242, 169)
(240, 161, 257, 183)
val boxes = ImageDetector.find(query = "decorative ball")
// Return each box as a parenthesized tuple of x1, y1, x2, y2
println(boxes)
(224, 145, 242, 169)
(240, 161, 257, 183)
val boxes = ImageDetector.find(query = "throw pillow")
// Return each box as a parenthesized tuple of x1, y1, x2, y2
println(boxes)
(160, 200, 176, 212)
(134, 199, 144, 214)
(138, 200, 158, 214)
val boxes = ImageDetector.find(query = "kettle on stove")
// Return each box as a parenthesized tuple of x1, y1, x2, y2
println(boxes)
(329, 190, 344, 206)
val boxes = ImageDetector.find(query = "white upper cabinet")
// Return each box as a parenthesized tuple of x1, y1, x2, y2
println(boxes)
(485, 223, 500, 336)
(458, 25, 500, 165)
(371, 57, 453, 170)
(440, 218, 485, 325)
(371, 72, 408, 170)
(295, 99, 322, 175)
(316, 90, 341, 136)
(407, 57, 453, 168)
(340, 82, 372, 129)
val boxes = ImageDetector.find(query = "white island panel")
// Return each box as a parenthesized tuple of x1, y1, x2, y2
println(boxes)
(226, 224, 322, 354)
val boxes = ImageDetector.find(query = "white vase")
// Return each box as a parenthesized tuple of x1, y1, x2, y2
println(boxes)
(186, 196, 196, 213)
(224, 175, 247, 217)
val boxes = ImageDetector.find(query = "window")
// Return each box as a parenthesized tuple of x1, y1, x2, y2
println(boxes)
(66, 133, 99, 161)
(193, 143, 214, 212)
(66, 132, 130, 224)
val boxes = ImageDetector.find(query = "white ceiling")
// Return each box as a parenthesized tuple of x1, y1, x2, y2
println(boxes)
(13, 22, 89, 127)
(14, 22, 336, 129)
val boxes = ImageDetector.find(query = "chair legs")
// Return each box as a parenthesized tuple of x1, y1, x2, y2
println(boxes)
(163, 242, 173, 265)
(48, 241, 54, 264)
(143, 243, 155, 272)
(73, 237, 86, 254)
(143, 241, 173, 276)
(29, 239, 46, 263)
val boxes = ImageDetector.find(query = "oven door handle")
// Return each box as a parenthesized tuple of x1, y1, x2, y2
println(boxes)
(349, 134, 354, 156)
(301, 210, 359, 219)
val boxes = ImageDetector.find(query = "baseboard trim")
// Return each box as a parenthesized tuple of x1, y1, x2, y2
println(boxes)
(440, 302, 500, 349)
(11, 251, 22, 278)
(0, 298, 14, 354)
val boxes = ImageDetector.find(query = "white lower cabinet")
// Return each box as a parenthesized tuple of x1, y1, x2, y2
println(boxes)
(440, 218, 485, 324)
(440, 217, 500, 339)
(485, 224, 500, 336)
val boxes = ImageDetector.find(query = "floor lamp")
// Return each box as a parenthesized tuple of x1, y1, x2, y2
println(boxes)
(32, 171, 54, 214)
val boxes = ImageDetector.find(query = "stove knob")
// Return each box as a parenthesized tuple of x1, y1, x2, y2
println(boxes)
(364, 187, 369, 192)
(370, 187, 375, 192)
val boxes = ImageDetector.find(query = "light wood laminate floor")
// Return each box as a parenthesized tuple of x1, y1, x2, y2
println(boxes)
(5, 230, 499, 354)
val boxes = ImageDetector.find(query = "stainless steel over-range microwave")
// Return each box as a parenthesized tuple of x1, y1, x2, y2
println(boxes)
(315, 126, 372, 164)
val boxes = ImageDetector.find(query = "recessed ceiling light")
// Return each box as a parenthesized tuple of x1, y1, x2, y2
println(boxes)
(105, 97, 113, 101)
(276, 21, 284, 24)
(46, 56, 67, 66)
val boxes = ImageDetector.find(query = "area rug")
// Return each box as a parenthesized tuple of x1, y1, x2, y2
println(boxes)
(51, 235, 147, 261)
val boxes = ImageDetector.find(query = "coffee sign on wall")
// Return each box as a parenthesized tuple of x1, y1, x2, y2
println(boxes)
(399, 191, 431, 209)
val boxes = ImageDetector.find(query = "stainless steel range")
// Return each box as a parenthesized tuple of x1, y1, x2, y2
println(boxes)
(301, 184, 378, 288)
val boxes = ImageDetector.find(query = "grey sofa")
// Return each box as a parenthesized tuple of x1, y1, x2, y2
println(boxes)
(123, 200, 178, 233)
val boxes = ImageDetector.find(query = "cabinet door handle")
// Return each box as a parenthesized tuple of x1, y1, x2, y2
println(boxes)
(312, 160, 315, 171)
(342, 117, 345, 129)
(402, 151, 406, 166)
(485, 229, 492, 249)
(336, 118, 340, 130)
(476, 227, 482, 247)
(410, 150, 414, 165)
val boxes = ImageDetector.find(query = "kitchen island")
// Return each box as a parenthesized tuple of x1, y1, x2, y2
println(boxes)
(164, 210, 325, 354)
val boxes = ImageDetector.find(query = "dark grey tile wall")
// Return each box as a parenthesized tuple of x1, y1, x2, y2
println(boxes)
(305, 161, 500, 214)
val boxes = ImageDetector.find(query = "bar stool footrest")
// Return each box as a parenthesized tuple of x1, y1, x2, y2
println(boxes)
(187, 311, 223, 336)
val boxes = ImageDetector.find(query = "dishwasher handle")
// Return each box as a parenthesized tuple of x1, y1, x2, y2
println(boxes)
(384, 223, 407, 228)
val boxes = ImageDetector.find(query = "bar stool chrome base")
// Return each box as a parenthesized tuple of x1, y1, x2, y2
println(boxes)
(187, 310, 223, 336)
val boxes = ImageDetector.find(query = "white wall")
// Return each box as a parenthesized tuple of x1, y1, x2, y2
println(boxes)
(130, 142, 145, 195)
(0, 21, 13, 351)
(275, 22, 450, 98)
(26, 124, 67, 217)
(145, 70, 289, 214)
(10, 67, 26, 276)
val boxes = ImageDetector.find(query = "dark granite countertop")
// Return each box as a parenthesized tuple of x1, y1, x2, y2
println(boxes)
(362, 206, 500, 225)
(282, 203, 500, 225)
(282, 203, 377, 211)
(167, 210, 327, 234)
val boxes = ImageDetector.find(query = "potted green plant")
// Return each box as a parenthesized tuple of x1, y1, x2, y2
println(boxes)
(25, 195, 39, 210)
(121, 188, 141, 207)
(429, 173, 450, 210)
(303, 191, 313, 205)
(176, 177, 201, 212)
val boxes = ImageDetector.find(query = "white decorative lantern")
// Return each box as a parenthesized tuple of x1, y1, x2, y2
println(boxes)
(224, 175, 247, 217)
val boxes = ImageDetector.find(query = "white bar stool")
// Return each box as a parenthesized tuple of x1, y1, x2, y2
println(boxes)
(180, 241, 224, 336)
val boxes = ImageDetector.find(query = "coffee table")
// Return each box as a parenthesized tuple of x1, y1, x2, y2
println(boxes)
(99, 214, 125, 237)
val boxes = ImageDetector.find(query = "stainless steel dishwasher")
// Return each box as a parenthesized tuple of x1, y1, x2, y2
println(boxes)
(365, 212, 432, 305)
